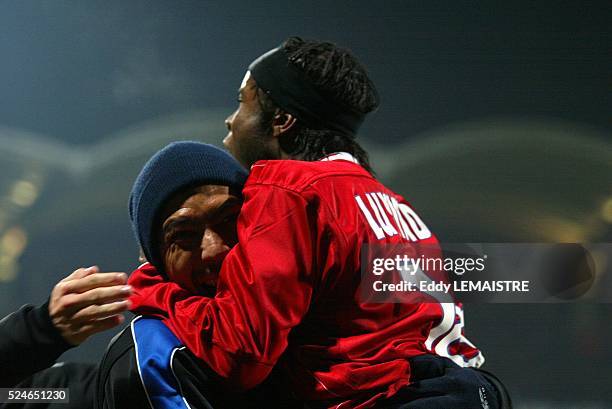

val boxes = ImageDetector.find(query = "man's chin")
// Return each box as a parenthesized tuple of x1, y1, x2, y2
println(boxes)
(196, 284, 217, 297)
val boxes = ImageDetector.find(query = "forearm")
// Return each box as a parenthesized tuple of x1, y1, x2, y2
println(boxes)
(132, 282, 275, 389)
(129, 257, 309, 389)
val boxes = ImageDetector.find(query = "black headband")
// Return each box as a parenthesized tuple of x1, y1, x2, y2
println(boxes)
(248, 46, 365, 137)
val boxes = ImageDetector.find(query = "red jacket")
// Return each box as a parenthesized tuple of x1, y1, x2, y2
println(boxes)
(128, 153, 483, 408)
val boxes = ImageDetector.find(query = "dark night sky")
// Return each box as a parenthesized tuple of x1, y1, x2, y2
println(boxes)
(0, 1, 610, 146)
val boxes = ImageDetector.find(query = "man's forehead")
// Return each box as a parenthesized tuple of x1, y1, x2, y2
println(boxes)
(174, 185, 232, 208)
(160, 184, 234, 225)
(240, 71, 251, 91)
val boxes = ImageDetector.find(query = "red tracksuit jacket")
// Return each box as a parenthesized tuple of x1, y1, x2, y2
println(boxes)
(128, 153, 483, 408)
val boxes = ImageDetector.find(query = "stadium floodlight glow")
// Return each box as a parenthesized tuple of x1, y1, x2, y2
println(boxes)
(10, 180, 38, 208)
(601, 197, 612, 224)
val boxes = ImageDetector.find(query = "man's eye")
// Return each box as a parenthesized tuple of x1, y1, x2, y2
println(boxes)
(219, 214, 235, 225)
(169, 231, 201, 247)
(210, 214, 237, 234)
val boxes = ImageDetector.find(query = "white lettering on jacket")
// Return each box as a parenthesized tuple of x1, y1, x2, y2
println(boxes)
(355, 192, 431, 241)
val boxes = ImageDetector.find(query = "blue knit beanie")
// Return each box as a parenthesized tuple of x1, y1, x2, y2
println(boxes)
(129, 141, 248, 271)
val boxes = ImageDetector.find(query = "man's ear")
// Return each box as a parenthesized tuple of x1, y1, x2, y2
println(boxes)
(271, 111, 297, 137)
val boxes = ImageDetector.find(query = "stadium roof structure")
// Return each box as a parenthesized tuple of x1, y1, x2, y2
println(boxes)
(0, 111, 609, 301)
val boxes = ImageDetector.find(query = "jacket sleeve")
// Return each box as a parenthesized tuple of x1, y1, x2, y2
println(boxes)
(0, 302, 74, 387)
(3, 362, 97, 409)
(129, 185, 318, 390)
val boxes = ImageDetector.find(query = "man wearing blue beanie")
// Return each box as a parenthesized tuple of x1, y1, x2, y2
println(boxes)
(128, 141, 247, 279)
(0, 141, 252, 409)
(95, 140, 259, 408)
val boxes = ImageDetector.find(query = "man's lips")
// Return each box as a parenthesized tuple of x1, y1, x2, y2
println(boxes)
(193, 265, 220, 289)
(198, 276, 218, 287)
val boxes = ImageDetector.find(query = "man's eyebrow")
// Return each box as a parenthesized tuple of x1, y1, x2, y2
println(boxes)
(163, 199, 240, 232)
(163, 216, 192, 233)
(239, 80, 256, 93)
(215, 197, 241, 215)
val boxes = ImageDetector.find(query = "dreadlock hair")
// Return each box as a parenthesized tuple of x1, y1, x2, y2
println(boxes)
(256, 37, 380, 174)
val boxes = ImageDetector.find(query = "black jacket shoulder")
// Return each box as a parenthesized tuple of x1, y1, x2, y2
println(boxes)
(94, 324, 148, 409)
(94, 316, 234, 409)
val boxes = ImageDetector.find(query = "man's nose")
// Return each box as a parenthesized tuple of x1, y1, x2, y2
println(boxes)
(224, 111, 235, 131)
(201, 229, 230, 263)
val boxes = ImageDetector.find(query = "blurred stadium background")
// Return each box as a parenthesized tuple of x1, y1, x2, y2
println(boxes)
(0, 1, 610, 407)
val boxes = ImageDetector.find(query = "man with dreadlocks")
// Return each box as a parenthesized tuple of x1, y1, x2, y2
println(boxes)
(126, 37, 512, 408)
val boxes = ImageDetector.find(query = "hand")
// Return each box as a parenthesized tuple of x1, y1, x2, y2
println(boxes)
(382, 355, 503, 409)
(49, 266, 132, 345)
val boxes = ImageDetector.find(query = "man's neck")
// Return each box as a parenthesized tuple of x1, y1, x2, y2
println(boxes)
(281, 151, 359, 164)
